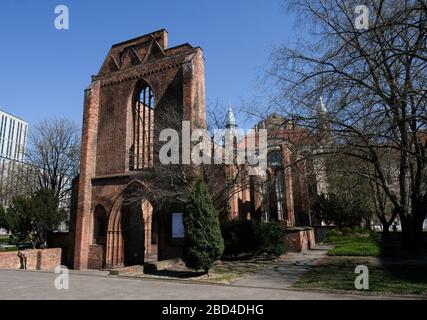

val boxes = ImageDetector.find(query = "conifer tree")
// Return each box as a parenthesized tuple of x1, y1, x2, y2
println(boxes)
(183, 179, 224, 274)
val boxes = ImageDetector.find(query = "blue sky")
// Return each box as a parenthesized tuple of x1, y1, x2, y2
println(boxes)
(0, 0, 297, 129)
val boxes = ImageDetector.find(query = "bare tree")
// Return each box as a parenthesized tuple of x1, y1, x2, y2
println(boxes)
(121, 102, 257, 219)
(268, 0, 427, 247)
(0, 160, 38, 204)
(28, 118, 81, 205)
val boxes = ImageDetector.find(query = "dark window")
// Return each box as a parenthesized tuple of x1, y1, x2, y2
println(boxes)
(93, 205, 107, 245)
(275, 171, 285, 221)
(268, 150, 282, 167)
(97, 216, 106, 237)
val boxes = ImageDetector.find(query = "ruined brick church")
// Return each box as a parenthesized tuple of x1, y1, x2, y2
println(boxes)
(70, 30, 206, 270)
(57, 30, 323, 270)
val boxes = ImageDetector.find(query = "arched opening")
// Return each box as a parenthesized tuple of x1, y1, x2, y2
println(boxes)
(267, 150, 283, 168)
(106, 183, 158, 268)
(121, 199, 145, 266)
(93, 205, 107, 245)
(130, 83, 155, 170)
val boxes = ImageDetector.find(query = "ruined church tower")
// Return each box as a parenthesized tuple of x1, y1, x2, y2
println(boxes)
(73, 30, 206, 270)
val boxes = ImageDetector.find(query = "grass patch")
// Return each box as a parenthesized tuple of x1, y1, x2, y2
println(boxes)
(0, 245, 17, 252)
(326, 231, 382, 257)
(0, 235, 10, 244)
(293, 261, 427, 295)
(328, 242, 382, 257)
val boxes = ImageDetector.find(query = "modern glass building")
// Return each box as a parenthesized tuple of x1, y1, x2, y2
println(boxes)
(0, 109, 28, 162)
(0, 108, 29, 215)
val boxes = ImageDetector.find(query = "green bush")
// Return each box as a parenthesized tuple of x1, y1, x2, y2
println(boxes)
(0, 189, 65, 248)
(221, 220, 286, 258)
(254, 222, 286, 256)
(221, 220, 255, 257)
(325, 229, 342, 241)
(341, 227, 354, 236)
(315, 193, 372, 228)
(0, 245, 17, 252)
(0, 235, 10, 244)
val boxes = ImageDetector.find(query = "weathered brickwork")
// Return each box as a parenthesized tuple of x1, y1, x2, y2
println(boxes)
(227, 115, 320, 228)
(73, 30, 206, 270)
(68, 30, 321, 270)
(88, 245, 104, 270)
(0, 249, 61, 271)
(285, 228, 316, 253)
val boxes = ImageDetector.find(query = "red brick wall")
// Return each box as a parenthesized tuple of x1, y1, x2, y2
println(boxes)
(0, 248, 61, 271)
(286, 230, 307, 253)
(47, 232, 75, 268)
(285, 228, 316, 253)
(74, 30, 206, 269)
(307, 228, 316, 249)
(88, 245, 104, 269)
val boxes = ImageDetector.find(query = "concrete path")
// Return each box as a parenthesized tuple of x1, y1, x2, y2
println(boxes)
(0, 269, 394, 300)
(1, 245, 418, 300)
(233, 245, 332, 290)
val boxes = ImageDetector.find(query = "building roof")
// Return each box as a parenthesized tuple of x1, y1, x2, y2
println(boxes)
(0, 108, 28, 124)
(111, 29, 168, 48)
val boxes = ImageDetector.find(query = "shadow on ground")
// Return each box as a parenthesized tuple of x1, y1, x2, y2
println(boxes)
(294, 234, 427, 295)
(378, 233, 427, 285)
(144, 269, 205, 279)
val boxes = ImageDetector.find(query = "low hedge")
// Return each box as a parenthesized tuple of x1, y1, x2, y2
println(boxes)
(221, 220, 286, 258)
(0, 245, 18, 252)
(326, 229, 382, 256)
(0, 235, 10, 244)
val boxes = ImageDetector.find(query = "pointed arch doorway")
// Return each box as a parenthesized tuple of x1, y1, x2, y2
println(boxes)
(106, 184, 158, 268)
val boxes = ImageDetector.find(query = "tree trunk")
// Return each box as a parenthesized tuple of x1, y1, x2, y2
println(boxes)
(377, 214, 394, 237)
(401, 215, 424, 250)
(382, 223, 390, 237)
(400, 193, 426, 249)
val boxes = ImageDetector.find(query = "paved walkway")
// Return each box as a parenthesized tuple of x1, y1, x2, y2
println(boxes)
(0, 245, 417, 300)
(0, 269, 393, 300)
(233, 245, 332, 290)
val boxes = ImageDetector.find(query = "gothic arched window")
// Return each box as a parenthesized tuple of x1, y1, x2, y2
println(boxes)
(275, 171, 285, 221)
(130, 85, 155, 170)
(265, 149, 286, 222)
(268, 150, 282, 167)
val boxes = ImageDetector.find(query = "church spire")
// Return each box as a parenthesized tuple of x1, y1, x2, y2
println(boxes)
(226, 106, 237, 129)
(316, 96, 332, 146)
(318, 96, 328, 114)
